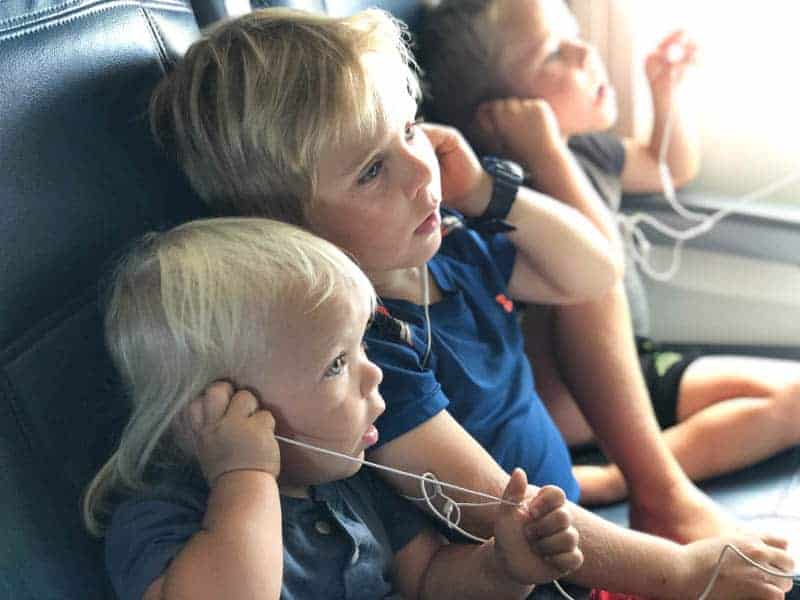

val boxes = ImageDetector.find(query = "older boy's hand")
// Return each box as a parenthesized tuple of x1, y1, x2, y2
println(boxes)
(421, 122, 492, 218)
(645, 30, 697, 106)
(473, 98, 563, 173)
(493, 468, 583, 585)
(186, 381, 281, 486)
(679, 535, 794, 599)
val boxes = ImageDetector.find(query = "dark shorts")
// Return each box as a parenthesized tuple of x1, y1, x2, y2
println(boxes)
(637, 337, 699, 429)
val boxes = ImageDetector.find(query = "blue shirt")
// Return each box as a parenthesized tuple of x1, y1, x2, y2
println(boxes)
(105, 466, 429, 600)
(367, 216, 580, 501)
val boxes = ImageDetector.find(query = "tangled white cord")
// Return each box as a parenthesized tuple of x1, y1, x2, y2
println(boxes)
(617, 73, 800, 283)
(273, 434, 797, 599)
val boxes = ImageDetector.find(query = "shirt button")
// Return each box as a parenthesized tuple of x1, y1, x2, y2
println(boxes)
(314, 520, 333, 535)
(350, 545, 360, 565)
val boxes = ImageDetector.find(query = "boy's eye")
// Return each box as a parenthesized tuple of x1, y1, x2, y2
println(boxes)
(406, 117, 426, 141)
(357, 160, 383, 185)
(405, 119, 420, 141)
(324, 352, 347, 378)
(545, 47, 562, 62)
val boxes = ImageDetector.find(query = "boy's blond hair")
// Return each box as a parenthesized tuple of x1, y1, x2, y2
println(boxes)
(82, 217, 375, 535)
(423, 0, 506, 142)
(151, 8, 420, 225)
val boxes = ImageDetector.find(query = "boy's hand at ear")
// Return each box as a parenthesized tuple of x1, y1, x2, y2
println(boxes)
(186, 381, 281, 486)
(421, 122, 492, 218)
(473, 98, 564, 175)
(492, 468, 583, 585)
(645, 30, 698, 106)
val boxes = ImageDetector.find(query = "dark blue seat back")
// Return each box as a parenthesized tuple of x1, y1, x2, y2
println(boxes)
(248, 0, 427, 36)
(0, 0, 204, 597)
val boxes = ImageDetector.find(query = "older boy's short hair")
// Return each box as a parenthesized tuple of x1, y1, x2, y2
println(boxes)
(150, 8, 420, 226)
(423, 0, 504, 138)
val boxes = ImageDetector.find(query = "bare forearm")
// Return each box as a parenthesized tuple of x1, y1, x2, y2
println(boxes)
(564, 503, 686, 595)
(420, 540, 532, 600)
(525, 140, 623, 253)
(368, 411, 511, 539)
(649, 97, 701, 188)
(160, 471, 283, 599)
(505, 186, 624, 302)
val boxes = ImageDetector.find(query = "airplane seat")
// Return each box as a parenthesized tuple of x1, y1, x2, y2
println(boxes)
(0, 0, 206, 596)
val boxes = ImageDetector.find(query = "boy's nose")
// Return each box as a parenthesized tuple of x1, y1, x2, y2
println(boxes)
(363, 359, 383, 394)
(402, 135, 434, 198)
(564, 40, 589, 68)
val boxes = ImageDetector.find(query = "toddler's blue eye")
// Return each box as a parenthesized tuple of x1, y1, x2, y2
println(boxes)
(358, 160, 383, 185)
(324, 353, 347, 378)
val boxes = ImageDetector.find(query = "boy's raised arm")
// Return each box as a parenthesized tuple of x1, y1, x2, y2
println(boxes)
(423, 123, 623, 305)
(622, 30, 701, 194)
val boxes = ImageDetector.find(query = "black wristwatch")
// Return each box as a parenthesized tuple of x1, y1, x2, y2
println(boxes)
(466, 156, 525, 234)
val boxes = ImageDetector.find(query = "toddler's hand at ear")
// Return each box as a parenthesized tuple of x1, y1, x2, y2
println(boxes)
(186, 381, 281, 486)
(493, 468, 583, 586)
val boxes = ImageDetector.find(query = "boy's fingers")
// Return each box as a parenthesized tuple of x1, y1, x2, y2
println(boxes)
(531, 527, 580, 556)
(545, 548, 584, 574)
(531, 485, 566, 515)
(760, 533, 789, 550)
(202, 384, 230, 425)
(502, 468, 528, 505)
(420, 122, 459, 155)
(526, 506, 572, 538)
(764, 545, 795, 577)
(658, 29, 687, 51)
(205, 380, 234, 399)
(227, 389, 260, 418)
(187, 397, 205, 431)
(252, 409, 277, 432)
(474, 103, 496, 136)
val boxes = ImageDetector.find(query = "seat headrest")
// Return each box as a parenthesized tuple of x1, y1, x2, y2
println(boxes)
(256, 0, 428, 37)
(0, 0, 205, 596)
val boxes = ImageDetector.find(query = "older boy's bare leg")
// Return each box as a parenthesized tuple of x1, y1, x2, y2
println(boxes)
(522, 305, 595, 446)
(572, 357, 800, 506)
(667, 357, 800, 481)
(549, 284, 739, 543)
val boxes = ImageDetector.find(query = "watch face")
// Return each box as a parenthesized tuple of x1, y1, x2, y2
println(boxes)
(484, 156, 525, 183)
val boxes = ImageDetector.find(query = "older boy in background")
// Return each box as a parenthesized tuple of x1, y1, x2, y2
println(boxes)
(423, 0, 800, 537)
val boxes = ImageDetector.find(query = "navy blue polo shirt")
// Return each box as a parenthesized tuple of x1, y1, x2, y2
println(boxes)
(367, 216, 579, 501)
(105, 466, 428, 600)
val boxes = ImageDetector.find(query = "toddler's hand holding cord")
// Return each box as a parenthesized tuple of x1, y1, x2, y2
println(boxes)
(494, 468, 584, 586)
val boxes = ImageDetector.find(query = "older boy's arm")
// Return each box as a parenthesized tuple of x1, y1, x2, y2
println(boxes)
(144, 470, 283, 600)
(369, 410, 509, 538)
(621, 31, 701, 193)
(372, 415, 793, 597)
(424, 122, 622, 305)
(476, 98, 624, 253)
(503, 184, 623, 304)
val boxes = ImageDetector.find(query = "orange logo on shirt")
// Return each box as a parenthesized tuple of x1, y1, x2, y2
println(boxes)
(495, 293, 513, 313)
